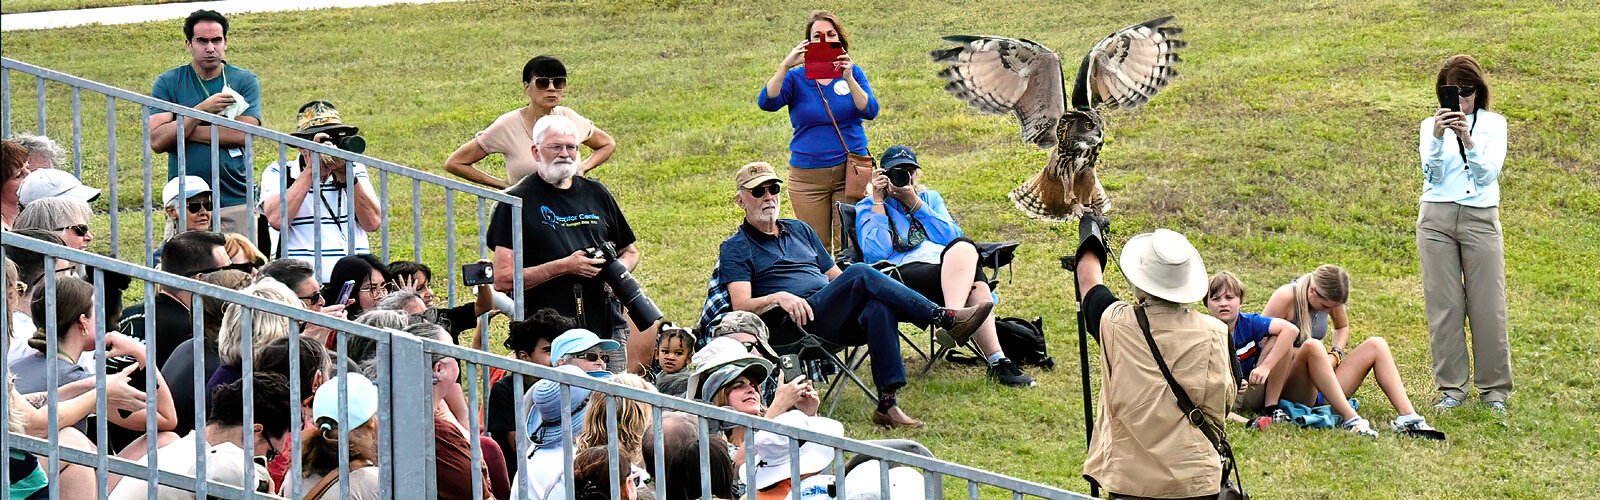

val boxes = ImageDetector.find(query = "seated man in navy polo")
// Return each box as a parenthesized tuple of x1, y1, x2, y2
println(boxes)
(717, 161, 993, 429)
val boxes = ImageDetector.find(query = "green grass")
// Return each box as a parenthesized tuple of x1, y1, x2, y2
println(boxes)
(0, 0, 185, 15)
(4, 0, 1599, 497)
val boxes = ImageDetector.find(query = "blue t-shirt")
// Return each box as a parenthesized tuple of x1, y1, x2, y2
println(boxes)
(1232, 312, 1275, 376)
(716, 220, 833, 299)
(148, 63, 263, 207)
(757, 66, 879, 168)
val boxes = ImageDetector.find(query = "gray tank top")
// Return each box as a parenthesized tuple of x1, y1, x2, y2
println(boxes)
(1288, 278, 1331, 340)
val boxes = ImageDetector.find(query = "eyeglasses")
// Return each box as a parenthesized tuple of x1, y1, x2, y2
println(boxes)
(185, 200, 213, 213)
(56, 224, 91, 237)
(738, 341, 758, 352)
(567, 352, 610, 364)
(360, 282, 390, 296)
(1440, 85, 1477, 98)
(540, 143, 580, 153)
(748, 184, 781, 198)
(531, 77, 568, 90)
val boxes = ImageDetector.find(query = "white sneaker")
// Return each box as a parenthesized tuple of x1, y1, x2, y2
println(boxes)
(1341, 417, 1378, 438)
(1391, 416, 1446, 440)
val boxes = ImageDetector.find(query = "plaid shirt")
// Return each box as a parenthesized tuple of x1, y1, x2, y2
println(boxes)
(697, 271, 732, 349)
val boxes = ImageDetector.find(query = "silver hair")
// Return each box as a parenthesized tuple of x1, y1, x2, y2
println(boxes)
(354, 309, 413, 331)
(530, 114, 579, 146)
(14, 197, 91, 232)
(10, 133, 66, 168)
(374, 290, 424, 312)
(217, 278, 300, 366)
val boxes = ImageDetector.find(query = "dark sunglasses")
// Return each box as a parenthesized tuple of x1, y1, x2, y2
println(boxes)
(185, 200, 213, 213)
(1440, 85, 1477, 98)
(299, 291, 326, 306)
(568, 352, 610, 364)
(748, 184, 781, 198)
(531, 77, 568, 90)
(56, 224, 91, 237)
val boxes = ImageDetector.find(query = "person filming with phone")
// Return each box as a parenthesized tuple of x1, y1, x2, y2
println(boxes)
(260, 100, 382, 282)
(488, 114, 661, 375)
(758, 10, 879, 253)
(1417, 55, 1511, 412)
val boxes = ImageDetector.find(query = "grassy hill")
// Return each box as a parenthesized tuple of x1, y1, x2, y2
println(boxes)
(3, 0, 1597, 497)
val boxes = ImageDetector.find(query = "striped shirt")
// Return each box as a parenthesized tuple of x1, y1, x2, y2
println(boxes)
(260, 157, 373, 282)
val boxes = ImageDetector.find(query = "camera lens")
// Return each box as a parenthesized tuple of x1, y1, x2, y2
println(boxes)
(888, 167, 912, 187)
(336, 135, 367, 154)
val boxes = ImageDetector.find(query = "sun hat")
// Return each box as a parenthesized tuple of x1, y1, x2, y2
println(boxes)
(549, 328, 621, 366)
(740, 410, 845, 490)
(686, 337, 773, 401)
(17, 169, 100, 207)
(161, 175, 212, 207)
(711, 311, 779, 360)
(697, 362, 772, 406)
(841, 461, 926, 499)
(1118, 229, 1208, 304)
(528, 364, 610, 448)
(735, 161, 782, 190)
(311, 373, 379, 431)
(291, 100, 359, 139)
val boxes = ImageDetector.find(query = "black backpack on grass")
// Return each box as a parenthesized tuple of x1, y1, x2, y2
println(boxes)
(948, 316, 1055, 369)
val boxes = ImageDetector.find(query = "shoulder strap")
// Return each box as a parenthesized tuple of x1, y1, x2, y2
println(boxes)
(303, 460, 375, 500)
(814, 82, 858, 156)
(1134, 307, 1228, 451)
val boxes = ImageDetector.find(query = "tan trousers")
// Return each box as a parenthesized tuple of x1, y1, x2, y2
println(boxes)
(788, 163, 856, 253)
(1417, 201, 1512, 403)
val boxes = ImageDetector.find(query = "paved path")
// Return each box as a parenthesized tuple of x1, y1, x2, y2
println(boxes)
(2, 0, 466, 31)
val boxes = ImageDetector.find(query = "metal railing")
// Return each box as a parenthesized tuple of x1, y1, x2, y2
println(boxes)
(0, 57, 526, 319)
(2, 235, 1086, 499)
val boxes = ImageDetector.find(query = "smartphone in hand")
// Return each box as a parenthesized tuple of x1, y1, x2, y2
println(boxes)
(1438, 85, 1460, 113)
(335, 279, 356, 305)
(462, 262, 494, 286)
(804, 41, 845, 80)
(779, 354, 804, 382)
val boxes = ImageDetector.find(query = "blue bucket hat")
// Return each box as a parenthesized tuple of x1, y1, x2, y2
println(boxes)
(527, 365, 611, 448)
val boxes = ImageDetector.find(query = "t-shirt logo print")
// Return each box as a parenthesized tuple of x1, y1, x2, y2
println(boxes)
(540, 205, 602, 228)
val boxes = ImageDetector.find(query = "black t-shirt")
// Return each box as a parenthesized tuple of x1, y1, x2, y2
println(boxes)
(486, 176, 636, 331)
(486, 374, 524, 479)
(160, 337, 222, 437)
(1082, 284, 1121, 343)
(118, 292, 195, 367)
(440, 303, 479, 344)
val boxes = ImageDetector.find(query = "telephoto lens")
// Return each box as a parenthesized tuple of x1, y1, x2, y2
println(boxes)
(592, 243, 664, 328)
(887, 166, 913, 187)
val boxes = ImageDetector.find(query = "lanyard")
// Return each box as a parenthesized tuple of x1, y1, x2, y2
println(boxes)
(192, 63, 229, 98)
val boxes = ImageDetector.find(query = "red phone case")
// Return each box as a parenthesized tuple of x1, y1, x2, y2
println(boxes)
(804, 42, 845, 80)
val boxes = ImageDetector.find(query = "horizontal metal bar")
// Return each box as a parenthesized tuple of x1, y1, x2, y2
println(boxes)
(0, 56, 519, 205)
(6, 435, 274, 500)
(0, 234, 394, 343)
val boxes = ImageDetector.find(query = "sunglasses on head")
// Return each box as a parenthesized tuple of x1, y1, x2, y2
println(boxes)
(568, 352, 610, 364)
(1440, 85, 1477, 97)
(748, 184, 781, 198)
(531, 77, 568, 90)
(56, 224, 91, 237)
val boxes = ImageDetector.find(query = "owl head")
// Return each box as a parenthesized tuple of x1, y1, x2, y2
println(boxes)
(1057, 109, 1106, 153)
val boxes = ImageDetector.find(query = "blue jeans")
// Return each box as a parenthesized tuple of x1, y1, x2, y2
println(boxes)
(802, 264, 940, 393)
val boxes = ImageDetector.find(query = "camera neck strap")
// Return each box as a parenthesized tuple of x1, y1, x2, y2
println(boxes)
(1133, 306, 1235, 457)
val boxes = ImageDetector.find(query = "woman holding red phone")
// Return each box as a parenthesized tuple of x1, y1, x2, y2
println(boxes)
(1416, 55, 1511, 414)
(759, 10, 879, 252)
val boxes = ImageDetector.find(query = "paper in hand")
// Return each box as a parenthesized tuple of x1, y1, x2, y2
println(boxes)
(218, 85, 249, 120)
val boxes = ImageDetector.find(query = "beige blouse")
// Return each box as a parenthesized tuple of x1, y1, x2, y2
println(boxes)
(474, 106, 594, 185)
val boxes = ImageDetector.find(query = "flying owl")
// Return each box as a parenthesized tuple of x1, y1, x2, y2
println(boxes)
(931, 17, 1186, 221)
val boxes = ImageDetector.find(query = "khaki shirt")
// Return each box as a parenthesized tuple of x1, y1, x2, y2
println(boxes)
(1083, 302, 1235, 498)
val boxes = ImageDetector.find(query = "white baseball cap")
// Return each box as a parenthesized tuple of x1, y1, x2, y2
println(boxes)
(161, 175, 212, 207)
(17, 169, 100, 207)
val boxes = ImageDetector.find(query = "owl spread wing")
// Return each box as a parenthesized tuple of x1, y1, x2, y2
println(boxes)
(931, 35, 1066, 149)
(1070, 16, 1186, 111)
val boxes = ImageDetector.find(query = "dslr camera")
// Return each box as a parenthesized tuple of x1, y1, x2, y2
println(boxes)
(586, 242, 664, 328)
(320, 130, 367, 155)
(885, 164, 915, 188)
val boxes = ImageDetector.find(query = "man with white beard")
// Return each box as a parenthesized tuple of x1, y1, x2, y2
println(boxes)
(488, 114, 650, 373)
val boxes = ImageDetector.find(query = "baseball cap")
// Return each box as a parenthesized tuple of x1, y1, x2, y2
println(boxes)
(161, 176, 212, 207)
(842, 461, 926, 499)
(711, 311, 778, 360)
(742, 410, 844, 490)
(549, 328, 621, 366)
(17, 169, 101, 207)
(734, 161, 782, 190)
(879, 145, 920, 170)
(311, 373, 379, 431)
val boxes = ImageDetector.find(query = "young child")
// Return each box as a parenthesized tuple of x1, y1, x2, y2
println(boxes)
(652, 324, 697, 382)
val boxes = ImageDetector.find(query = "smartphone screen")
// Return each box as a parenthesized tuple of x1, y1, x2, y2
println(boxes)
(804, 41, 845, 80)
(1438, 85, 1460, 112)
(335, 279, 356, 305)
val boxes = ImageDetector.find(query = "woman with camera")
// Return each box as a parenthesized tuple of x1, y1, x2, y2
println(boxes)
(1416, 54, 1511, 413)
(446, 55, 617, 189)
(853, 145, 1034, 388)
(758, 10, 879, 252)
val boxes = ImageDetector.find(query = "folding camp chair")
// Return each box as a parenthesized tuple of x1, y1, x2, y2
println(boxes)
(834, 201, 1020, 375)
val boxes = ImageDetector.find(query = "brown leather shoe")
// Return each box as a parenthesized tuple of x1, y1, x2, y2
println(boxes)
(871, 406, 924, 429)
(942, 301, 995, 344)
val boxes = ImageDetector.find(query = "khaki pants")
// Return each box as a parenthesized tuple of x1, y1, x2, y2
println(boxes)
(1417, 201, 1512, 403)
(787, 163, 857, 253)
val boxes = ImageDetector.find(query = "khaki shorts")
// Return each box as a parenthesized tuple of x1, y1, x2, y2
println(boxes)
(1235, 382, 1268, 413)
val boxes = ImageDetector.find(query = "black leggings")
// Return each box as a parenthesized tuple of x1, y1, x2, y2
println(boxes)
(890, 238, 987, 307)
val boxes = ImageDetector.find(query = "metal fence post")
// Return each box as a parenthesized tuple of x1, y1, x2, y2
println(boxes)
(388, 332, 437, 498)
